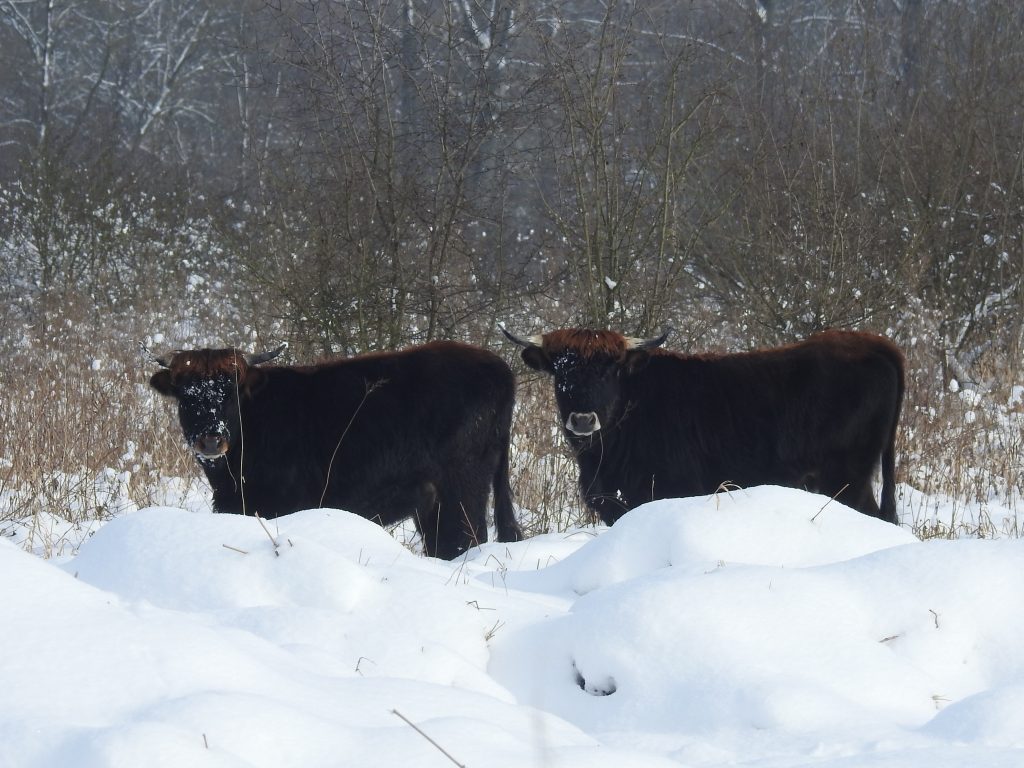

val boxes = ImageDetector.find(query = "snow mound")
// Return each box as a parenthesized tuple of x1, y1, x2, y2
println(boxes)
(482, 488, 1024, 760)
(488, 485, 918, 595)
(1, 486, 1023, 767)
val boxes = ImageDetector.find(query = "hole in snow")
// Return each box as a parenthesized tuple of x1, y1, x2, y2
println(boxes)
(573, 661, 617, 696)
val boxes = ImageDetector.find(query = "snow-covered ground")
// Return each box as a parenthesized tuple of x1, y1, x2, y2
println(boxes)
(2, 485, 1023, 767)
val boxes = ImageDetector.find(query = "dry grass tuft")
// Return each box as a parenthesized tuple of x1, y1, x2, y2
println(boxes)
(3, 318, 1022, 555)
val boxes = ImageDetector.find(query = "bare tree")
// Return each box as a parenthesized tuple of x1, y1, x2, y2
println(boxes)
(529, 1, 731, 333)
(241, 0, 538, 352)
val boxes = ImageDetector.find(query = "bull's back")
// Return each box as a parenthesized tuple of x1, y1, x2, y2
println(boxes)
(603, 331, 904, 509)
(246, 342, 509, 472)
(228, 341, 513, 517)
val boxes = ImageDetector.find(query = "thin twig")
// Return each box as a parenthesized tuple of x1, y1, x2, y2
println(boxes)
(811, 483, 850, 522)
(320, 379, 386, 508)
(484, 619, 505, 642)
(222, 543, 249, 555)
(391, 709, 466, 767)
(232, 358, 249, 515)
(254, 512, 280, 555)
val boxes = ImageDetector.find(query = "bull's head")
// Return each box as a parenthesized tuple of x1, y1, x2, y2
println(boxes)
(501, 327, 668, 438)
(146, 344, 286, 461)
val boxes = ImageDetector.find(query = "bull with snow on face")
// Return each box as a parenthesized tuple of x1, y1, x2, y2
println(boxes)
(147, 341, 522, 559)
(502, 327, 905, 525)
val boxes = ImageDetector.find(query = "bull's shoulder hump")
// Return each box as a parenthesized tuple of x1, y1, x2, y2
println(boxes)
(271, 341, 511, 376)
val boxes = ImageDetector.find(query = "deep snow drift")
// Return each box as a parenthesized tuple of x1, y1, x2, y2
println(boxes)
(2, 486, 1023, 767)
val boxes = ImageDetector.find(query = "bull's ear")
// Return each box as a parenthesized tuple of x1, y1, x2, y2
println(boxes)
(241, 367, 269, 397)
(149, 370, 175, 396)
(521, 346, 553, 374)
(624, 348, 653, 374)
(622, 329, 668, 374)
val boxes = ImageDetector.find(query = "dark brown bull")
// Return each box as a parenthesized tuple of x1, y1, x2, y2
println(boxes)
(149, 341, 522, 558)
(503, 327, 904, 525)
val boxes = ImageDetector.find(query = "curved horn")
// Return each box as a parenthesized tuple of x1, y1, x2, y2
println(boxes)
(245, 342, 288, 366)
(140, 341, 172, 368)
(499, 324, 543, 348)
(624, 329, 671, 350)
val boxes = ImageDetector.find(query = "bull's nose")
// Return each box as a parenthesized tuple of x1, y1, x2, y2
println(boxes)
(566, 411, 601, 436)
(193, 434, 229, 457)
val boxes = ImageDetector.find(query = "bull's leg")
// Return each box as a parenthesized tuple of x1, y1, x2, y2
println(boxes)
(847, 481, 883, 519)
(430, 506, 482, 560)
(430, 477, 490, 560)
(845, 465, 901, 524)
(410, 482, 442, 558)
(819, 462, 884, 520)
(355, 476, 486, 559)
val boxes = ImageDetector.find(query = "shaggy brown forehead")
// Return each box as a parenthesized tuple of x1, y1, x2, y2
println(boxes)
(542, 329, 629, 358)
(167, 349, 246, 378)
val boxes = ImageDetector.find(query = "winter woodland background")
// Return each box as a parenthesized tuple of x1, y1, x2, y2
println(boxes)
(1, 0, 1022, 547)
